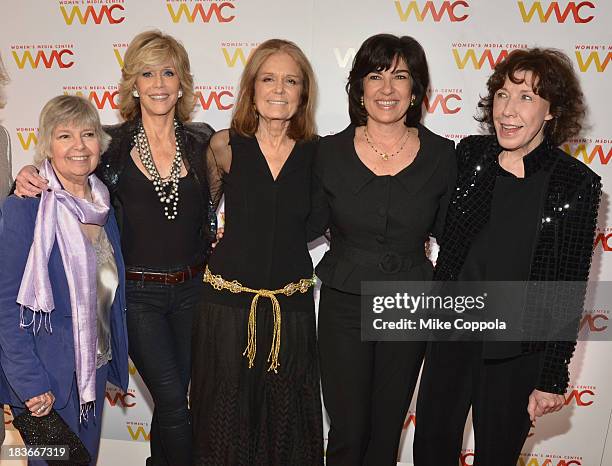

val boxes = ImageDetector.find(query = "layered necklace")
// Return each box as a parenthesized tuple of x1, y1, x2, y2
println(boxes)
(134, 119, 182, 220)
(364, 126, 412, 161)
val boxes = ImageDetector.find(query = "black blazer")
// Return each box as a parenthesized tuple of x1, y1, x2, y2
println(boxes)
(308, 124, 456, 294)
(435, 135, 602, 394)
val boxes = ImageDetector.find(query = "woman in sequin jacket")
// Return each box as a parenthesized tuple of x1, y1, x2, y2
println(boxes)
(413, 49, 601, 466)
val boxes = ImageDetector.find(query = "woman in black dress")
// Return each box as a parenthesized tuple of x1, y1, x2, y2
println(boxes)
(308, 34, 456, 465)
(190, 39, 323, 465)
(413, 48, 601, 466)
(14, 31, 215, 466)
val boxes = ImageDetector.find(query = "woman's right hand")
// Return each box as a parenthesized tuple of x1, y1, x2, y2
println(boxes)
(26, 390, 55, 417)
(15, 165, 48, 198)
(212, 227, 224, 248)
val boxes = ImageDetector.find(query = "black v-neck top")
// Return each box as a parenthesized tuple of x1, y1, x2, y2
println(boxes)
(205, 132, 316, 308)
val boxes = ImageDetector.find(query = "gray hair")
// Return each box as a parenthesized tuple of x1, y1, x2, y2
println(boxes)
(35, 95, 111, 164)
(0, 55, 9, 109)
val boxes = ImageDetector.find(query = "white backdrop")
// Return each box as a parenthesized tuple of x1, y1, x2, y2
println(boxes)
(1, 1, 611, 465)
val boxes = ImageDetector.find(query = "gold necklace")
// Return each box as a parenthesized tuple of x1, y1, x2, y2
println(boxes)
(364, 126, 411, 161)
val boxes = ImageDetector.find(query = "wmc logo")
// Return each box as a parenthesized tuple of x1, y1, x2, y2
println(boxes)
(595, 227, 612, 252)
(460, 450, 474, 466)
(112, 43, 129, 68)
(221, 43, 258, 67)
(59, 2, 126, 25)
(580, 310, 609, 332)
(105, 389, 136, 408)
(562, 139, 612, 164)
(126, 423, 150, 441)
(15, 128, 38, 150)
(195, 85, 234, 111)
(394, 0, 469, 22)
(564, 386, 595, 407)
(63, 86, 119, 110)
(333, 48, 356, 69)
(402, 411, 416, 429)
(517, 1, 595, 23)
(574, 46, 612, 72)
(517, 458, 582, 466)
(167, 1, 236, 23)
(452, 44, 526, 70)
(424, 89, 462, 114)
(11, 45, 75, 70)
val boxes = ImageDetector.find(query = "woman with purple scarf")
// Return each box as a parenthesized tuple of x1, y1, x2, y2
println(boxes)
(0, 95, 129, 464)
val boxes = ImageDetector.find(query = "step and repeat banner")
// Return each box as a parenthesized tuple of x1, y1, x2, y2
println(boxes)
(1, 1, 611, 465)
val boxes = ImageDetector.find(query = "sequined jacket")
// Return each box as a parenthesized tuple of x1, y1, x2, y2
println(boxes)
(96, 119, 217, 248)
(434, 135, 602, 394)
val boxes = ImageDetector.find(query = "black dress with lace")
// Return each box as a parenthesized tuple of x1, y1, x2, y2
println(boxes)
(191, 130, 323, 465)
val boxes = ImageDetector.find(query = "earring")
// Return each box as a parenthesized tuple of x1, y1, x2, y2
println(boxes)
(132, 89, 139, 98)
(410, 96, 416, 107)
(178, 89, 183, 98)
(360, 96, 365, 108)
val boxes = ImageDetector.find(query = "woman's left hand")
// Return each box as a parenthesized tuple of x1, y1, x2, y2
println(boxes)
(25, 390, 55, 417)
(527, 389, 565, 421)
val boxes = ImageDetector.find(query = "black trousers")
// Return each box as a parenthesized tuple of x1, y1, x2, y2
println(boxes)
(125, 271, 203, 466)
(414, 342, 543, 466)
(318, 285, 425, 466)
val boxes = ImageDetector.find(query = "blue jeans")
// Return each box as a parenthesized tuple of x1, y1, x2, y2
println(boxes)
(125, 270, 203, 466)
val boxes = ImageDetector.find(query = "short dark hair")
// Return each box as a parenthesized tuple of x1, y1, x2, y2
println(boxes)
(346, 34, 429, 127)
(476, 48, 585, 145)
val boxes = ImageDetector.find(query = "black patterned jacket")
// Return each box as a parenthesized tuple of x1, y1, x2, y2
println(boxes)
(434, 135, 602, 394)
(96, 119, 217, 248)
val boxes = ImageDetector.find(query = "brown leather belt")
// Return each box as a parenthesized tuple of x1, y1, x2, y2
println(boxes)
(125, 264, 205, 284)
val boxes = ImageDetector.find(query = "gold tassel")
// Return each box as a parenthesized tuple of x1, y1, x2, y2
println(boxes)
(204, 266, 314, 373)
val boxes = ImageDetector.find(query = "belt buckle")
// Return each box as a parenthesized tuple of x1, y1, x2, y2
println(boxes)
(378, 251, 404, 274)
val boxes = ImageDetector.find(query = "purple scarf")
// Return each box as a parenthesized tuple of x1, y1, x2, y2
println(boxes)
(17, 158, 110, 414)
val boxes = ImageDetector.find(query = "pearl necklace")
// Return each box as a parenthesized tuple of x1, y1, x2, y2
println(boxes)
(134, 120, 182, 220)
(364, 126, 411, 161)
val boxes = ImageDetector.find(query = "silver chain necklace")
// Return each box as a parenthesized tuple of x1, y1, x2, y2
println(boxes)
(134, 120, 182, 220)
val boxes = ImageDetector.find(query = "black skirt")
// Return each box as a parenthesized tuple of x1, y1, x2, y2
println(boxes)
(191, 292, 324, 466)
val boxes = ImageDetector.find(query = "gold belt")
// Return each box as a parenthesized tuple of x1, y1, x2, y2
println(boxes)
(203, 266, 315, 373)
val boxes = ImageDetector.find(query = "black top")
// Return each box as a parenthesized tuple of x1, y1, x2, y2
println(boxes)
(459, 165, 547, 282)
(117, 155, 205, 268)
(308, 124, 456, 294)
(459, 161, 548, 358)
(204, 130, 316, 308)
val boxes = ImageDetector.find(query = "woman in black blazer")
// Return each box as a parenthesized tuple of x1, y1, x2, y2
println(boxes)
(413, 48, 601, 466)
(308, 33, 456, 465)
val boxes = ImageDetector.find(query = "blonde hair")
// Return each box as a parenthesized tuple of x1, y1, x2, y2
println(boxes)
(231, 39, 317, 141)
(35, 95, 111, 164)
(118, 30, 195, 122)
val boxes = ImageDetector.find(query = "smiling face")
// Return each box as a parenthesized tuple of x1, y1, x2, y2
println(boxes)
(253, 52, 303, 124)
(134, 60, 181, 119)
(49, 123, 101, 188)
(493, 70, 553, 156)
(362, 56, 412, 126)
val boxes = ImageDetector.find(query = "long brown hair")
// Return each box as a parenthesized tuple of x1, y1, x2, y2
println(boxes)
(231, 39, 317, 141)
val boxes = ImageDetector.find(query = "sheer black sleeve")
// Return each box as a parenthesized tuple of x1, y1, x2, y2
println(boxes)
(206, 130, 232, 212)
(306, 143, 330, 242)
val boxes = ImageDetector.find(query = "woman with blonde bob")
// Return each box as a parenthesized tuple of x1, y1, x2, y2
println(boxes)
(15, 30, 215, 466)
(190, 39, 323, 465)
(0, 55, 11, 202)
(0, 95, 129, 465)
